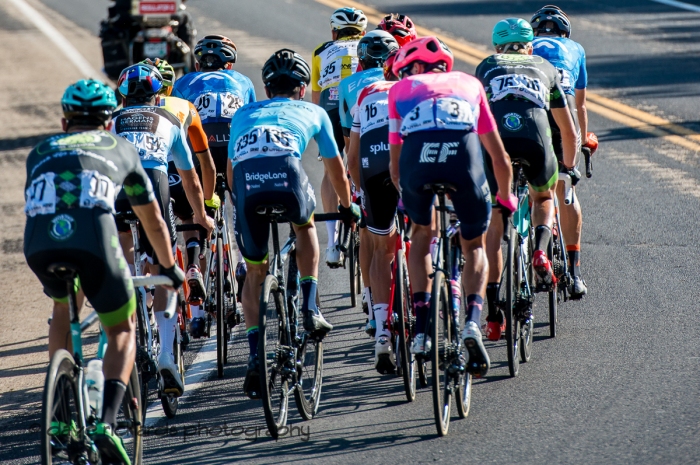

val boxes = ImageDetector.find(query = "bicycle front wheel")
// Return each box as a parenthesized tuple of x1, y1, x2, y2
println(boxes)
(548, 238, 557, 338)
(259, 274, 290, 438)
(348, 228, 358, 308)
(504, 226, 520, 378)
(216, 235, 225, 378)
(430, 271, 452, 436)
(395, 249, 416, 402)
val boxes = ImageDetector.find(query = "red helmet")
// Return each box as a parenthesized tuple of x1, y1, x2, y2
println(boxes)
(377, 13, 417, 47)
(384, 49, 399, 80)
(392, 36, 453, 78)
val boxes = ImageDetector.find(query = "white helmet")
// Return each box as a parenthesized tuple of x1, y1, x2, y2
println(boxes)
(330, 7, 368, 32)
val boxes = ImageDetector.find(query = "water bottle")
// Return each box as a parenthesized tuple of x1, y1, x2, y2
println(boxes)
(85, 359, 104, 417)
(450, 279, 461, 322)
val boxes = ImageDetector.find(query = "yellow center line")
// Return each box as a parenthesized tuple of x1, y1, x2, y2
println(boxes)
(313, 0, 700, 152)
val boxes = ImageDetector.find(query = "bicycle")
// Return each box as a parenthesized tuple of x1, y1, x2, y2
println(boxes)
(256, 206, 342, 438)
(499, 163, 535, 378)
(40, 264, 176, 465)
(421, 184, 471, 437)
(335, 212, 362, 308)
(546, 192, 571, 338)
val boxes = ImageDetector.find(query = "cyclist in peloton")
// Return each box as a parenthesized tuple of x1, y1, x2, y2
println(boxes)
(24, 79, 184, 463)
(531, 4, 595, 298)
(376, 13, 418, 47)
(227, 49, 360, 398)
(311, 7, 367, 268)
(145, 58, 219, 338)
(339, 30, 399, 328)
(171, 34, 255, 299)
(345, 39, 403, 373)
(112, 63, 214, 398)
(475, 18, 578, 340)
(388, 37, 516, 376)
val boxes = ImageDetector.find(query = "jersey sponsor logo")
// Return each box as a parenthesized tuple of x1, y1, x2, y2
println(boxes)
(502, 112, 523, 132)
(362, 157, 369, 168)
(52, 133, 102, 147)
(208, 133, 230, 143)
(168, 174, 182, 186)
(419, 142, 459, 163)
(369, 141, 390, 155)
(244, 171, 288, 183)
(49, 214, 76, 241)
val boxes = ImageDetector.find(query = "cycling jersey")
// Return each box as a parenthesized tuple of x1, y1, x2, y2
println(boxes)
(312, 37, 362, 111)
(24, 130, 155, 326)
(387, 71, 497, 145)
(111, 105, 195, 173)
(159, 95, 209, 154)
(228, 97, 338, 167)
(532, 37, 587, 96)
(338, 67, 384, 134)
(171, 69, 256, 124)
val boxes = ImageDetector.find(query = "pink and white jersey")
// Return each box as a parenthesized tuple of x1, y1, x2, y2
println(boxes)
(351, 81, 397, 137)
(387, 71, 497, 145)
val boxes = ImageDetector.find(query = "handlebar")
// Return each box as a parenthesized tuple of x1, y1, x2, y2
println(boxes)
(561, 173, 575, 205)
(132, 276, 179, 318)
(582, 147, 593, 178)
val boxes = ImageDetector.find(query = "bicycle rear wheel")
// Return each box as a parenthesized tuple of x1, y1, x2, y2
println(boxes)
(134, 292, 152, 421)
(259, 274, 290, 438)
(117, 362, 143, 465)
(520, 229, 535, 363)
(216, 235, 225, 378)
(395, 249, 416, 402)
(548, 238, 557, 338)
(504, 226, 520, 378)
(430, 271, 452, 436)
(348, 228, 358, 308)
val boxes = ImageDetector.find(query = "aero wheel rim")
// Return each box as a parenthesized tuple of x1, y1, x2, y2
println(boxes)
(298, 336, 322, 409)
(47, 374, 80, 463)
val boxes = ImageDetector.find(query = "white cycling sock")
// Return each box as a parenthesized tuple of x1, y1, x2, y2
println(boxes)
(189, 304, 203, 319)
(326, 221, 338, 249)
(155, 311, 176, 358)
(373, 304, 390, 339)
(363, 287, 373, 319)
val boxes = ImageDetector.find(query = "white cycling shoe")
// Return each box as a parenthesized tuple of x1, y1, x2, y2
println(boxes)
(157, 351, 184, 397)
(186, 265, 206, 304)
(410, 333, 432, 355)
(325, 245, 343, 268)
(462, 321, 490, 377)
(374, 336, 396, 374)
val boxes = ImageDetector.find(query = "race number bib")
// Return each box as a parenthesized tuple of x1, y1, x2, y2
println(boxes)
(358, 99, 389, 137)
(233, 126, 297, 162)
(121, 132, 169, 165)
(489, 73, 547, 108)
(25, 173, 57, 217)
(193, 92, 244, 120)
(400, 98, 476, 135)
(317, 42, 358, 90)
(557, 68, 573, 93)
(79, 171, 116, 212)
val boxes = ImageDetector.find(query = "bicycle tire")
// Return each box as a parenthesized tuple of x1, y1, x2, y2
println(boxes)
(431, 271, 451, 436)
(119, 362, 144, 465)
(548, 238, 557, 338)
(216, 235, 225, 378)
(348, 227, 358, 308)
(354, 230, 362, 298)
(505, 225, 519, 378)
(134, 292, 151, 420)
(520, 229, 535, 363)
(259, 274, 290, 438)
(395, 249, 416, 402)
(160, 332, 182, 418)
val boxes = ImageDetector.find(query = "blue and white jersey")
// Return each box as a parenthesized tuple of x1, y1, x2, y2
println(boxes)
(532, 37, 587, 96)
(228, 98, 339, 167)
(338, 68, 384, 130)
(171, 70, 256, 124)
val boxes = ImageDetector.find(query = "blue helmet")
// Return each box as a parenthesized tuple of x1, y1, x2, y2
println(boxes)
(61, 79, 117, 122)
(117, 63, 163, 99)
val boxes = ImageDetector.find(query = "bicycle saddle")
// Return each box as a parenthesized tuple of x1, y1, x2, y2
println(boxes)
(255, 204, 287, 216)
(115, 210, 138, 224)
(47, 262, 78, 280)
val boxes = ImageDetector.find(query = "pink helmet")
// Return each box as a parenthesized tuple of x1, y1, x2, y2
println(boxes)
(377, 13, 417, 47)
(392, 36, 453, 78)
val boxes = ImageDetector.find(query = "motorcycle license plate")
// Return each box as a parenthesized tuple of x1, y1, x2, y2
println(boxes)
(144, 41, 168, 58)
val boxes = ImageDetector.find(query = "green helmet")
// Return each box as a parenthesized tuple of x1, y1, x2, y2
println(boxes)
(140, 58, 175, 94)
(61, 79, 117, 122)
(492, 18, 534, 47)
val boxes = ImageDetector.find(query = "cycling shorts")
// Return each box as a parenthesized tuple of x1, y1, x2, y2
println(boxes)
(399, 130, 491, 241)
(548, 94, 581, 171)
(232, 156, 316, 263)
(360, 145, 398, 235)
(24, 208, 136, 327)
(485, 101, 559, 197)
(203, 122, 231, 175)
(115, 168, 176, 264)
(168, 161, 205, 220)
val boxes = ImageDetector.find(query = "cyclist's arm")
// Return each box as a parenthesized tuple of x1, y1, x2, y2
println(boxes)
(133, 200, 176, 268)
(311, 51, 322, 105)
(387, 87, 403, 191)
(551, 107, 578, 168)
(186, 103, 215, 200)
(389, 143, 401, 192)
(226, 158, 234, 193)
(347, 131, 361, 189)
(479, 130, 512, 201)
(323, 155, 352, 208)
(575, 88, 588, 146)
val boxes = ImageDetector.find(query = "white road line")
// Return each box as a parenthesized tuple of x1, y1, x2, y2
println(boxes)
(7, 0, 104, 79)
(650, 0, 700, 13)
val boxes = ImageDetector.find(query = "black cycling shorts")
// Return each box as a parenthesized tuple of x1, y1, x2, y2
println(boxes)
(399, 130, 491, 241)
(115, 168, 176, 263)
(359, 133, 398, 235)
(168, 161, 205, 220)
(548, 94, 581, 170)
(232, 156, 316, 263)
(24, 209, 135, 327)
(202, 122, 232, 175)
(485, 100, 559, 198)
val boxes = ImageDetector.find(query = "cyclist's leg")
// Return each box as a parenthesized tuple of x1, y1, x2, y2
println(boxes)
(321, 108, 345, 266)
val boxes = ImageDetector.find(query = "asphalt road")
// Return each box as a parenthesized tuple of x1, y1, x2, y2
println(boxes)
(2, 0, 700, 463)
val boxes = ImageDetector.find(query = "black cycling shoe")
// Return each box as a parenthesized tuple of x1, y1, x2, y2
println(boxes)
(569, 275, 588, 300)
(243, 355, 261, 400)
(303, 309, 333, 338)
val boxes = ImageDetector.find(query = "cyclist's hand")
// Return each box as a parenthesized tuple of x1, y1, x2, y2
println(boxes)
(567, 167, 582, 186)
(161, 264, 185, 291)
(205, 193, 221, 210)
(338, 203, 361, 224)
(195, 213, 215, 238)
(582, 132, 598, 154)
(495, 192, 518, 216)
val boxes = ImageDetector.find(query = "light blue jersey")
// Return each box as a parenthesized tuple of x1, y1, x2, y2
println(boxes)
(338, 68, 384, 130)
(171, 70, 256, 124)
(532, 37, 587, 96)
(228, 98, 339, 167)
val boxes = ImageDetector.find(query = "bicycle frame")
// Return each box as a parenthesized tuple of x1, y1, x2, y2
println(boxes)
(127, 221, 158, 363)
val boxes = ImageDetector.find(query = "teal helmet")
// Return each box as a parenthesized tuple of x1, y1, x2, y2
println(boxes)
(492, 18, 534, 47)
(61, 79, 117, 122)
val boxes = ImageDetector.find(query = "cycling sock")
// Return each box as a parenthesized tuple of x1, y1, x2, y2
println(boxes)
(485, 283, 500, 321)
(155, 311, 176, 358)
(300, 277, 319, 315)
(373, 304, 390, 339)
(189, 304, 203, 318)
(101, 380, 127, 428)
(534, 225, 552, 252)
(567, 245, 581, 277)
(363, 287, 372, 316)
(413, 292, 431, 334)
(326, 221, 338, 249)
(247, 327, 259, 357)
(466, 294, 484, 324)
(186, 238, 200, 267)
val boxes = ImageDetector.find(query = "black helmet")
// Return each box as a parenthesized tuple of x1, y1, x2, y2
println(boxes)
(262, 49, 311, 87)
(358, 30, 399, 67)
(194, 35, 237, 69)
(530, 5, 571, 37)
